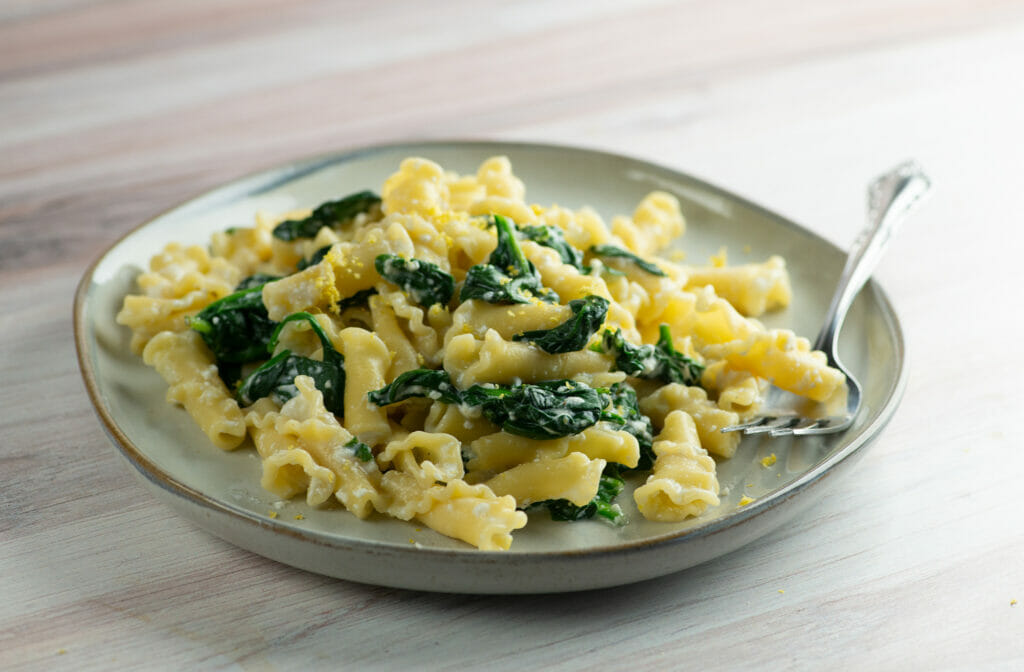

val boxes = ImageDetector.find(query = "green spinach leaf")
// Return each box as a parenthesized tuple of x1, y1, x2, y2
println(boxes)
(460, 379, 610, 440)
(589, 244, 667, 277)
(296, 244, 333, 271)
(596, 324, 704, 387)
(518, 224, 585, 271)
(367, 368, 462, 406)
(375, 254, 455, 307)
(512, 294, 608, 354)
(337, 287, 378, 311)
(235, 273, 282, 291)
(538, 466, 626, 525)
(187, 285, 277, 364)
(345, 436, 373, 462)
(272, 191, 381, 241)
(601, 382, 656, 471)
(237, 312, 345, 414)
(460, 214, 558, 305)
(369, 372, 610, 441)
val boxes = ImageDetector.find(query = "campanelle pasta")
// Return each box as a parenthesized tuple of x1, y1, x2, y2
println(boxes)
(116, 155, 846, 550)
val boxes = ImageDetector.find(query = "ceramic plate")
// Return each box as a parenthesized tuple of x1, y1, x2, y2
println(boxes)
(74, 141, 906, 593)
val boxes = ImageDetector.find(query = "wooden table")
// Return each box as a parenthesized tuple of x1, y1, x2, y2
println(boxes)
(3, 1, 1022, 668)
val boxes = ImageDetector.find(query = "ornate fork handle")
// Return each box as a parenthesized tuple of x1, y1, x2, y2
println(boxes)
(723, 161, 932, 437)
(814, 161, 933, 356)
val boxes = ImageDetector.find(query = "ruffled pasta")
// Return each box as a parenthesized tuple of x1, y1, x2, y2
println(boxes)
(116, 243, 240, 352)
(684, 255, 791, 317)
(634, 410, 719, 521)
(374, 431, 526, 550)
(467, 424, 640, 476)
(703, 329, 845, 403)
(611, 191, 685, 257)
(415, 480, 527, 551)
(209, 210, 307, 277)
(485, 453, 606, 508)
(245, 377, 384, 516)
(142, 330, 246, 450)
(443, 329, 611, 388)
(338, 327, 393, 445)
(640, 383, 741, 459)
(262, 220, 416, 320)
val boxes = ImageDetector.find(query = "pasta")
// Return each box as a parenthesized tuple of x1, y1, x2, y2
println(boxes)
(633, 410, 719, 521)
(117, 155, 846, 550)
(141, 330, 246, 450)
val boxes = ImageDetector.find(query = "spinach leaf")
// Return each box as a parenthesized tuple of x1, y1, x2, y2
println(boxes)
(296, 244, 333, 271)
(589, 244, 667, 277)
(216, 361, 244, 391)
(374, 254, 455, 307)
(345, 436, 373, 462)
(460, 379, 610, 440)
(272, 190, 382, 241)
(369, 372, 610, 440)
(596, 324, 704, 387)
(367, 368, 462, 406)
(601, 382, 656, 471)
(237, 312, 345, 414)
(518, 224, 585, 271)
(337, 287, 378, 311)
(539, 466, 626, 525)
(235, 273, 282, 291)
(460, 214, 559, 305)
(512, 294, 608, 354)
(187, 285, 277, 364)
(515, 224, 627, 279)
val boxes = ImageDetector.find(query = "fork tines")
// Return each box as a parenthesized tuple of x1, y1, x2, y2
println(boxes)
(721, 414, 853, 437)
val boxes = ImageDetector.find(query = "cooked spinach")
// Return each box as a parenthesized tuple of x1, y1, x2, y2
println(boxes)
(216, 361, 244, 390)
(337, 287, 378, 311)
(369, 372, 610, 440)
(601, 382, 656, 471)
(367, 368, 462, 406)
(513, 223, 626, 278)
(589, 244, 667, 277)
(583, 260, 626, 278)
(459, 214, 558, 305)
(512, 294, 608, 354)
(460, 379, 610, 440)
(345, 436, 373, 462)
(374, 254, 455, 307)
(187, 285, 277, 364)
(518, 224, 584, 271)
(596, 325, 704, 387)
(538, 466, 626, 525)
(296, 244, 333, 271)
(236, 312, 345, 414)
(235, 273, 282, 291)
(272, 190, 381, 241)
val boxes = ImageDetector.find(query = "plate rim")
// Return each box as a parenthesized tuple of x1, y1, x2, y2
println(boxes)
(73, 138, 907, 568)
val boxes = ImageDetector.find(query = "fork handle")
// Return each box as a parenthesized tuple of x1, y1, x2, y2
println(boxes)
(813, 161, 933, 354)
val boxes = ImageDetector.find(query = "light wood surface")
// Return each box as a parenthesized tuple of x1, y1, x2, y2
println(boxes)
(3, 1, 1023, 669)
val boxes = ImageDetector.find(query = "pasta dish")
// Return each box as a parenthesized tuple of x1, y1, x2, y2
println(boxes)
(116, 156, 845, 550)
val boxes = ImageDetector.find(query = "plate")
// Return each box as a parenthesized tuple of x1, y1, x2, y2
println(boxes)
(74, 140, 906, 593)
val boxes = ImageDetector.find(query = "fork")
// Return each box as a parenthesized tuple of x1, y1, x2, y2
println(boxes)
(721, 160, 932, 437)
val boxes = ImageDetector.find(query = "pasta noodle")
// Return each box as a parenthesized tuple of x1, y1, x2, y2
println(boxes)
(141, 330, 246, 450)
(485, 453, 606, 507)
(633, 410, 719, 521)
(118, 154, 846, 550)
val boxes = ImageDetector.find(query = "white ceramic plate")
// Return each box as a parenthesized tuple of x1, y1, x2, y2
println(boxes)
(75, 141, 906, 593)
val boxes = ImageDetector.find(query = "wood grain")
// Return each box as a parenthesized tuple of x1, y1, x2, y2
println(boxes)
(2, 1, 1023, 669)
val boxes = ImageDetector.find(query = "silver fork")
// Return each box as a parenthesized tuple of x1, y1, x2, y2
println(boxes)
(721, 160, 932, 437)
